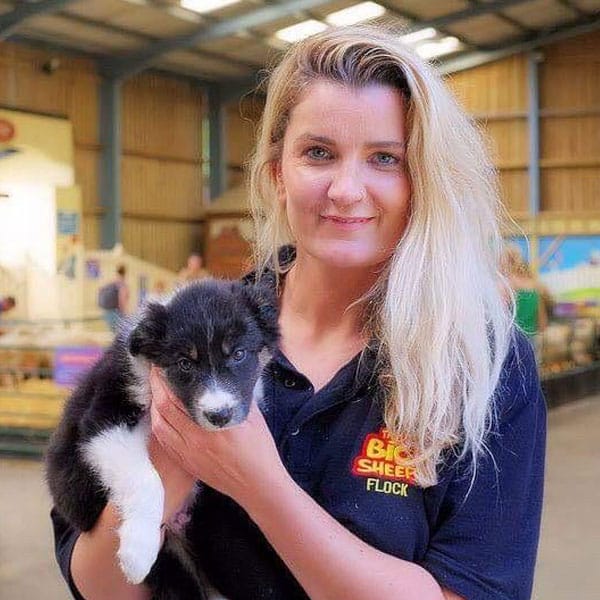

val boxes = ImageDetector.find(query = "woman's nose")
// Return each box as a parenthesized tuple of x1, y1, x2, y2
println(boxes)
(327, 164, 366, 206)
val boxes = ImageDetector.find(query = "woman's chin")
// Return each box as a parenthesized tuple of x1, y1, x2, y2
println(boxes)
(307, 240, 390, 271)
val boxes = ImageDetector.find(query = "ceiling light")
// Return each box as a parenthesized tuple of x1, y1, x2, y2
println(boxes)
(399, 27, 437, 46)
(415, 36, 461, 59)
(325, 2, 386, 26)
(275, 20, 328, 44)
(180, 0, 241, 14)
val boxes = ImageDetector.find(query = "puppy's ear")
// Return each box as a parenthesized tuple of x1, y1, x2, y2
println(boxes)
(128, 303, 168, 360)
(240, 283, 279, 348)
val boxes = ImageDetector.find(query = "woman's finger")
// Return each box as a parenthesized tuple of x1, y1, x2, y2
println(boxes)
(149, 369, 196, 434)
(150, 401, 189, 462)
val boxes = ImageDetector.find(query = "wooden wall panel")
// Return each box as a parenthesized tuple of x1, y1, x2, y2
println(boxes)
(447, 54, 528, 114)
(121, 157, 203, 219)
(1, 42, 208, 262)
(540, 30, 600, 110)
(74, 147, 99, 213)
(482, 119, 528, 166)
(541, 116, 600, 163)
(82, 216, 101, 251)
(447, 55, 529, 215)
(122, 73, 203, 160)
(538, 30, 600, 213)
(121, 219, 202, 272)
(498, 170, 529, 214)
(0, 42, 98, 130)
(225, 95, 263, 189)
(0, 41, 101, 227)
(542, 169, 600, 212)
(449, 30, 600, 218)
(120, 73, 206, 257)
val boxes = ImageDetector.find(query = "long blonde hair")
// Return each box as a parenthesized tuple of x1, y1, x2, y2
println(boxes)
(248, 25, 513, 486)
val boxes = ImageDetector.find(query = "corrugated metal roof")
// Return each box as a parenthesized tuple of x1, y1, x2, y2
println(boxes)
(0, 0, 598, 83)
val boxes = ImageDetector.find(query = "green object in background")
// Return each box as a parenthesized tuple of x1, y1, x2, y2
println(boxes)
(515, 289, 539, 336)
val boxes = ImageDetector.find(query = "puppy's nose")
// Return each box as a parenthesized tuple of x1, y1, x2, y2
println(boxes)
(204, 406, 234, 428)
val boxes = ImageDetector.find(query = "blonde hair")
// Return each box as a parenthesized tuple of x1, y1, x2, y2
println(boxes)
(248, 25, 513, 486)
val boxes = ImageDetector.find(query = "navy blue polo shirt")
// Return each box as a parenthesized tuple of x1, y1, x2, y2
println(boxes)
(51, 329, 546, 600)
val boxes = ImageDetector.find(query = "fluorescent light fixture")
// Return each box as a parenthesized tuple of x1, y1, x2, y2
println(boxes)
(275, 20, 328, 44)
(416, 36, 461, 59)
(325, 2, 386, 26)
(399, 27, 437, 46)
(180, 0, 241, 14)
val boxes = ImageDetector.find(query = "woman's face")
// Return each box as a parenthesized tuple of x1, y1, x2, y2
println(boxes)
(277, 79, 411, 270)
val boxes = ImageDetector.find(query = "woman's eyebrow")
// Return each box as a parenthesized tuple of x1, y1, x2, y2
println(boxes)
(295, 134, 405, 152)
(295, 133, 335, 145)
(365, 141, 406, 152)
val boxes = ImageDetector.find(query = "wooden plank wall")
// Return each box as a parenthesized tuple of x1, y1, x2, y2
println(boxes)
(225, 94, 264, 190)
(0, 42, 101, 245)
(448, 30, 600, 219)
(448, 54, 529, 215)
(0, 41, 205, 271)
(121, 73, 204, 270)
(539, 31, 600, 214)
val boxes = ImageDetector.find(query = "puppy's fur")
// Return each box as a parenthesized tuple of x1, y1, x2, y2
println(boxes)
(46, 279, 279, 599)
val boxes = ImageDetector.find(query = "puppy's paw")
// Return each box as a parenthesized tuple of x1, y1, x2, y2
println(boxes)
(117, 519, 161, 584)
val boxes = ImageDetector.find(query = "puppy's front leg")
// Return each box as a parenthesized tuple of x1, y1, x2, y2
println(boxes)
(82, 419, 164, 584)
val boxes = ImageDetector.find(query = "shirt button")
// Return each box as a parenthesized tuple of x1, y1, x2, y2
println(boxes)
(291, 428, 300, 436)
(283, 378, 296, 388)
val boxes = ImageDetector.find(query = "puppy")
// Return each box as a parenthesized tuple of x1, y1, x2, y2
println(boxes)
(46, 279, 279, 599)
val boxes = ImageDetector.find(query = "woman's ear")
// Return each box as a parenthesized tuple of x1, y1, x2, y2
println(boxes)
(272, 161, 286, 206)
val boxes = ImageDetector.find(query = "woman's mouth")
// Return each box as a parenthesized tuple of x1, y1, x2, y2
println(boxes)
(321, 215, 374, 227)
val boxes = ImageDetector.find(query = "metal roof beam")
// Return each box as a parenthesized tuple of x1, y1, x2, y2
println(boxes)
(58, 11, 261, 72)
(0, 0, 78, 41)
(402, 0, 533, 34)
(376, 0, 481, 50)
(465, 0, 533, 35)
(99, 0, 334, 80)
(556, 0, 589, 19)
(439, 14, 600, 75)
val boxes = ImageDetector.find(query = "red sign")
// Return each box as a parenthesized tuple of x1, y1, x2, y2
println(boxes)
(0, 119, 15, 143)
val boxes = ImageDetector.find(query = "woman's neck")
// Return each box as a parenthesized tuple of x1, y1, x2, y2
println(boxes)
(280, 253, 379, 343)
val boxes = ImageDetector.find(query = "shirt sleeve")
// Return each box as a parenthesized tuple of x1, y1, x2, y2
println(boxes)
(420, 332, 547, 600)
(50, 508, 86, 600)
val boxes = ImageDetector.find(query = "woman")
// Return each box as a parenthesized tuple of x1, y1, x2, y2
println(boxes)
(501, 244, 550, 337)
(52, 25, 546, 600)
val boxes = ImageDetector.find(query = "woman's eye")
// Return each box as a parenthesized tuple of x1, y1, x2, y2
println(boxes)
(372, 152, 399, 166)
(177, 358, 193, 372)
(232, 349, 246, 362)
(306, 147, 331, 161)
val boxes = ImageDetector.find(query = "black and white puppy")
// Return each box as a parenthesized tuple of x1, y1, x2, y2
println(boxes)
(46, 279, 279, 598)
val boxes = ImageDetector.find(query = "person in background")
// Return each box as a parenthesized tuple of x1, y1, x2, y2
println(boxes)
(501, 244, 550, 337)
(0, 295, 16, 334)
(52, 25, 546, 600)
(0, 295, 16, 318)
(99, 265, 130, 333)
(177, 252, 210, 285)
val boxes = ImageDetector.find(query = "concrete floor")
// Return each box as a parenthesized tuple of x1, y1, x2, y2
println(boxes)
(0, 396, 598, 600)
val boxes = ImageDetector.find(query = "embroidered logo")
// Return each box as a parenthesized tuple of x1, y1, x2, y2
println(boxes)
(352, 427, 416, 497)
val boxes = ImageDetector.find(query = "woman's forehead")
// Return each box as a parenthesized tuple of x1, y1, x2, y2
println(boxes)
(285, 80, 407, 141)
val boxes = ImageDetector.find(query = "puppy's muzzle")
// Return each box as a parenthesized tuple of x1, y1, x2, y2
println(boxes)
(203, 406, 234, 428)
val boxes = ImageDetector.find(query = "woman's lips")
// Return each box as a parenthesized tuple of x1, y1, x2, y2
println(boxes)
(321, 215, 374, 226)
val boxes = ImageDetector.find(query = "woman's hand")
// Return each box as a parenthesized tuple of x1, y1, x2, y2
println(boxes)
(149, 367, 289, 508)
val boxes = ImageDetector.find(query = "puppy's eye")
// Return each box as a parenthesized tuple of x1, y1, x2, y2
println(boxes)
(232, 349, 246, 362)
(177, 357, 193, 372)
